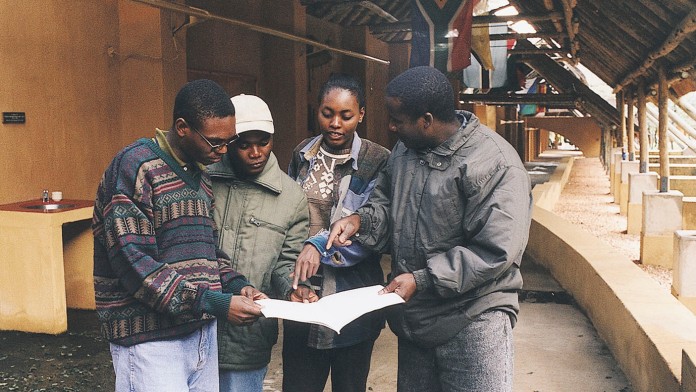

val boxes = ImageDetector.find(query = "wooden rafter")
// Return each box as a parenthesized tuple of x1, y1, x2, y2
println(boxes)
(131, 0, 391, 64)
(301, 0, 362, 4)
(560, 0, 578, 61)
(460, 93, 581, 107)
(542, 0, 577, 63)
(614, 7, 696, 93)
(369, 12, 564, 34)
(512, 47, 570, 55)
(356, 1, 397, 23)
(488, 32, 567, 41)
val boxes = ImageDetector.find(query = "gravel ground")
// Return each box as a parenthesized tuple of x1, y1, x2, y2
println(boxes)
(0, 311, 113, 391)
(551, 155, 673, 291)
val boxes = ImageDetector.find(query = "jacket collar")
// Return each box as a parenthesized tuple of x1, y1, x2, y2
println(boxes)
(299, 133, 363, 171)
(430, 110, 478, 157)
(411, 111, 479, 171)
(207, 152, 283, 194)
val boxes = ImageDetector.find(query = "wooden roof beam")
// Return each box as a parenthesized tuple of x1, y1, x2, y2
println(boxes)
(560, 0, 578, 63)
(356, 1, 397, 23)
(369, 12, 564, 34)
(489, 32, 567, 41)
(301, 0, 363, 4)
(131, 0, 390, 64)
(542, 0, 565, 34)
(613, 7, 696, 93)
(460, 92, 580, 107)
(512, 47, 570, 56)
(385, 31, 568, 43)
(543, 0, 578, 63)
(634, 57, 696, 97)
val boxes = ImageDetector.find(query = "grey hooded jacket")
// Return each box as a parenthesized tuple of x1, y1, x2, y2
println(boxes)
(357, 111, 533, 348)
(209, 152, 309, 370)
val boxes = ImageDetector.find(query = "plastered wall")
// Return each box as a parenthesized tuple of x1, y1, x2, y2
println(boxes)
(526, 116, 602, 158)
(0, 0, 184, 204)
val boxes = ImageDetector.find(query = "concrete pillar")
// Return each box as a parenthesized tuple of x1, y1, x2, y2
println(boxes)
(611, 150, 623, 202)
(685, 197, 696, 230)
(619, 160, 640, 215)
(610, 148, 621, 194)
(641, 190, 683, 266)
(627, 172, 659, 234)
(672, 230, 696, 313)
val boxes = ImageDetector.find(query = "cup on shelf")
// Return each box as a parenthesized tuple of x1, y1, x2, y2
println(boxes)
(51, 191, 63, 202)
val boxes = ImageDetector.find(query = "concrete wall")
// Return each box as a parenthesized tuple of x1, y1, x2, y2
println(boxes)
(531, 157, 575, 211)
(528, 160, 696, 392)
(526, 116, 602, 158)
(528, 207, 696, 392)
(685, 198, 696, 230)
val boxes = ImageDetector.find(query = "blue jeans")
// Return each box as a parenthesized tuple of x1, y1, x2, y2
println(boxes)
(219, 366, 267, 392)
(110, 321, 219, 392)
(397, 310, 513, 392)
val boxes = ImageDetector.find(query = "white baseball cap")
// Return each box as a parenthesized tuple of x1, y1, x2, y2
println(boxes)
(230, 94, 274, 134)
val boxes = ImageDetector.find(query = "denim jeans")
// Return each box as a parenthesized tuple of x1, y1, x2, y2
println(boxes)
(110, 320, 219, 392)
(219, 366, 267, 392)
(397, 310, 513, 392)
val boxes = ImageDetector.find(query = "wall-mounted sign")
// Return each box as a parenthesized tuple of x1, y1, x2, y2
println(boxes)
(3, 112, 26, 124)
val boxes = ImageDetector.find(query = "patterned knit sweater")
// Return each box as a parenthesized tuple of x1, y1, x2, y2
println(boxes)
(93, 137, 249, 346)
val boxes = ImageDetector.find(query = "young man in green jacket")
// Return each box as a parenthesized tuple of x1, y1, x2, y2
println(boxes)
(208, 94, 312, 392)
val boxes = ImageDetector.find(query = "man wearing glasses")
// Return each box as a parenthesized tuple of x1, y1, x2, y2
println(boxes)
(93, 79, 267, 392)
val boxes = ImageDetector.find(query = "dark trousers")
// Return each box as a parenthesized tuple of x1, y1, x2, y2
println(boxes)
(282, 321, 376, 392)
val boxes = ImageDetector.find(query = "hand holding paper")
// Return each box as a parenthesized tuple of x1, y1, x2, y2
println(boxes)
(256, 285, 404, 334)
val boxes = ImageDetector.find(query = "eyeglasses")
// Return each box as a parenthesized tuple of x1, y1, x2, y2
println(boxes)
(183, 119, 238, 152)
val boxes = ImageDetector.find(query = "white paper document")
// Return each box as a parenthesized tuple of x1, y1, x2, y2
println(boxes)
(256, 285, 404, 334)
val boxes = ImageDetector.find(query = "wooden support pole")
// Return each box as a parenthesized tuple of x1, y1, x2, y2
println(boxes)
(618, 92, 627, 156)
(658, 66, 670, 192)
(637, 79, 648, 173)
(626, 90, 635, 161)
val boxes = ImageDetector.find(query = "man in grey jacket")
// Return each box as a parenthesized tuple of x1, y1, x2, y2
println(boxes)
(208, 94, 312, 392)
(327, 66, 533, 392)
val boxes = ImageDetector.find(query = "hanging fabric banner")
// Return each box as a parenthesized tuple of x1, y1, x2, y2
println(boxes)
(410, 0, 475, 73)
(462, 22, 509, 89)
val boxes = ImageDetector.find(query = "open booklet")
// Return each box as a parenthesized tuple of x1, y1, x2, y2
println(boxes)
(255, 284, 404, 334)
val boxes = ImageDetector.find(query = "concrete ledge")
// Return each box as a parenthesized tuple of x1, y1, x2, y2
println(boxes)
(527, 206, 696, 392)
(528, 159, 696, 391)
(641, 234, 675, 267)
(649, 164, 696, 176)
(532, 156, 575, 210)
(620, 183, 629, 215)
(627, 202, 642, 234)
(671, 176, 696, 198)
(685, 197, 696, 230)
(683, 347, 696, 391)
